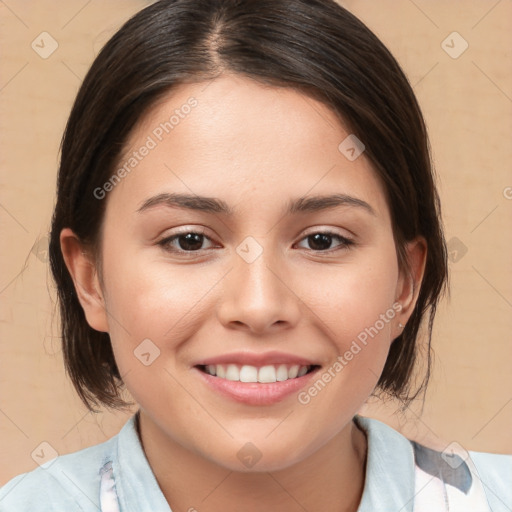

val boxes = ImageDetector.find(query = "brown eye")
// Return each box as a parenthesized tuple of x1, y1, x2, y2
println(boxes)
(158, 230, 216, 254)
(296, 231, 354, 252)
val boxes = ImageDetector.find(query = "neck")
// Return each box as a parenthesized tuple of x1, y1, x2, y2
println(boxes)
(136, 410, 367, 512)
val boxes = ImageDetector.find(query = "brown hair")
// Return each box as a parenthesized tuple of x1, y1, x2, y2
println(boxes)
(49, 0, 448, 412)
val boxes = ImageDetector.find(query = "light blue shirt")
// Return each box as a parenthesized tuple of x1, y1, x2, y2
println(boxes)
(1, 412, 510, 511)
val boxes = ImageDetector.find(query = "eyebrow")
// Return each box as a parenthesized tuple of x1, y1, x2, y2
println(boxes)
(136, 192, 376, 216)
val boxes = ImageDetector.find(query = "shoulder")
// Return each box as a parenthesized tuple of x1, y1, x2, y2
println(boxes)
(411, 435, 512, 511)
(469, 448, 512, 510)
(0, 431, 119, 512)
(411, 439, 512, 511)
(355, 415, 512, 511)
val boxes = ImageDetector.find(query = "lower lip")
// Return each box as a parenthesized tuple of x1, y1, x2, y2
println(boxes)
(193, 366, 320, 405)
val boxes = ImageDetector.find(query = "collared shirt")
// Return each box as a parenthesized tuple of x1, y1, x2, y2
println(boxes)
(1, 412, 510, 511)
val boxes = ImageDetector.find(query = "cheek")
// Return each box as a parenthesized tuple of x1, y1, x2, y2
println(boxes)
(294, 263, 398, 437)
(302, 248, 400, 342)
(102, 247, 206, 329)
(100, 246, 226, 375)
(102, 227, 399, 381)
(296, 248, 399, 398)
(103, 237, 399, 360)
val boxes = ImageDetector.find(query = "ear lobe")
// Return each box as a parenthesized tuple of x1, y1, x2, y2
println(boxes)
(394, 237, 427, 333)
(60, 227, 109, 333)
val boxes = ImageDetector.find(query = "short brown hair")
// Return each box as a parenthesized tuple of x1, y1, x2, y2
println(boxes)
(49, 0, 448, 412)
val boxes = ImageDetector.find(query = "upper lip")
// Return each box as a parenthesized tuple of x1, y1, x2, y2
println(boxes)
(193, 350, 319, 367)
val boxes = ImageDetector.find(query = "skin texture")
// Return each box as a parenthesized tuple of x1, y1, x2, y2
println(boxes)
(61, 73, 426, 512)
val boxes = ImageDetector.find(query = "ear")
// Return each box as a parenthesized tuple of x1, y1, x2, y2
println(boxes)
(60, 227, 109, 333)
(393, 236, 427, 337)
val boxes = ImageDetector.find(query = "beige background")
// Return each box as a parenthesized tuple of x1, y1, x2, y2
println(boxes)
(1, 0, 511, 486)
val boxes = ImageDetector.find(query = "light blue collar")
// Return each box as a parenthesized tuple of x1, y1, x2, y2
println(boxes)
(107, 412, 416, 511)
(112, 411, 171, 511)
(354, 414, 416, 512)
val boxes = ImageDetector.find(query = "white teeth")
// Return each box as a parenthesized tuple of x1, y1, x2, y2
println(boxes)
(258, 365, 276, 383)
(276, 364, 289, 381)
(225, 364, 239, 381)
(203, 364, 312, 382)
(288, 365, 299, 378)
(297, 366, 308, 377)
(216, 364, 226, 378)
(239, 365, 258, 383)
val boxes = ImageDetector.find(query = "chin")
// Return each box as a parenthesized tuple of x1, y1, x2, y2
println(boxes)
(206, 438, 313, 474)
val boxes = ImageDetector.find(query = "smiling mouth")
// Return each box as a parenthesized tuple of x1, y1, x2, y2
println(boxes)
(196, 363, 320, 383)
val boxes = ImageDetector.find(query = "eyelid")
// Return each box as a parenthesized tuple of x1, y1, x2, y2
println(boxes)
(158, 226, 216, 244)
(157, 226, 219, 254)
(294, 229, 355, 252)
(300, 225, 355, 239)
(166, 226, 211, 237)
(157, 225, 356, 256)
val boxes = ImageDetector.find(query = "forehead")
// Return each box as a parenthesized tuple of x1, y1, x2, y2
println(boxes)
(108, 73, 391, 223)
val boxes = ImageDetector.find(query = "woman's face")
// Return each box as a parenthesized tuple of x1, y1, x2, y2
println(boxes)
(67, 73, 424, 472)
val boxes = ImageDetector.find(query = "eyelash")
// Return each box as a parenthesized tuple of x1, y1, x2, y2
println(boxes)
(157, 228, 355, 256)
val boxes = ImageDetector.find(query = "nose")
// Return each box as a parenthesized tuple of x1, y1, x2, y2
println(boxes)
(216, 242, 302, 335)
